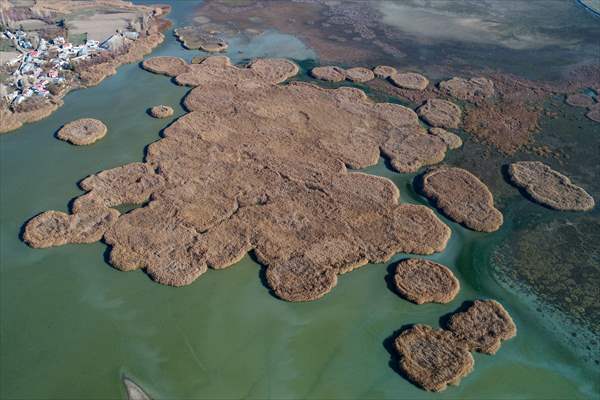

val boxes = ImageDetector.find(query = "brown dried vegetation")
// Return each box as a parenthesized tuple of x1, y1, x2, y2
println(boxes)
(394, 324, 474, 392)
(56, 118, 107, 145)
(149, 105, 174, 119)
(393, 300, 516, 391)
(393, 258, 459, 304)
(428, 128, 462, 150)
(389, 72, 429, 91)
(508, 161, 595, 211)
(419, 166, 503, 232)
(174, 25, 228, 52)
(446, 300, 517, 354)
(373, 65, 397, 79)
(417, 99, 462, 129)
(345, 67, 375, 83)
(24, 56, 457, 301)
(439, 77, 495, 103)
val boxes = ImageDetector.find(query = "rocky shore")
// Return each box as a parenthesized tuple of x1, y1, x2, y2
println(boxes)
(394, 324, 474, 392)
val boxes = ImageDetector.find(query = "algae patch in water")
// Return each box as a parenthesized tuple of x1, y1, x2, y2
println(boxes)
(491, 215, 600, 365)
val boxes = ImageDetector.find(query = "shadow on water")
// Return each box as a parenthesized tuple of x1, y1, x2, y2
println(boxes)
(102, 243, 114, 269)
(52, 124, 67, 141)
(380, 301, 477, 387)
(249, 250, 281, 301)
(141, 114, 186, 160)
(18, 214, 40, 244)
(411, 171, 426, 195)
(66, 195, 80, 213)
(384, 259, 401, 296)
(381, 154, 398, 173)
(411, 171, 447, 212)
(499, 163, 559, 211)
(382, 324, 423, 391)
(438, 300, 475, 329)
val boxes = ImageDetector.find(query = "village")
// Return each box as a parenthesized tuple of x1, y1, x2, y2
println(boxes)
(0, 26, 140, 107)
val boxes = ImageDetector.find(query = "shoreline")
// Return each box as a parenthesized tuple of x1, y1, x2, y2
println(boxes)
(0, 4, 173, 135)
(491, 253, 600, 373)
(1, 1, 598, 397)
(576, 0, 600, 18)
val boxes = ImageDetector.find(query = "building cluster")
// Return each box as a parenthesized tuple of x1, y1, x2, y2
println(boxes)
(2, 29, 35, 50)
(1, 28, 140, 107)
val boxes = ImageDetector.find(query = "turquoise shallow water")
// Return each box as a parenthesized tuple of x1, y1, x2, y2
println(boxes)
(1, 1, 599, 399)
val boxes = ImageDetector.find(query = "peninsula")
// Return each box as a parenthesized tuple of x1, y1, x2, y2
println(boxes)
(0, 0, 171, 133)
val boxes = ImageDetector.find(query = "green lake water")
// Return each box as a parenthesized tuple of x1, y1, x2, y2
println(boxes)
(1, 1, 599, 399)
